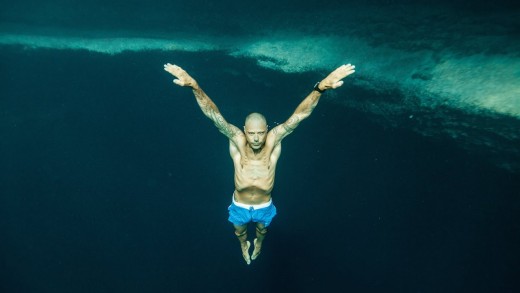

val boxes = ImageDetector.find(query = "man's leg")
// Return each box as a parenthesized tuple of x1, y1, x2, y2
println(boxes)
(252, 222, 268, 260)
(234, 224, 251, 265)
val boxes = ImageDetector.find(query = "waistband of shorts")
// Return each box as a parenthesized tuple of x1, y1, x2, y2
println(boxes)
(232, 194, 272, 210)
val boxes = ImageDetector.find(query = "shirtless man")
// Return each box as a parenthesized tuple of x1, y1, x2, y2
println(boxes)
(164, 63, 355, 264)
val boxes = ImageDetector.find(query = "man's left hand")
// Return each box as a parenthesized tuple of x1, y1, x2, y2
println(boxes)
(318, 64, 356, 91)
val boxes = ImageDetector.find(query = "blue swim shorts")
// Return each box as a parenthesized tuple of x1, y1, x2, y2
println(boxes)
(228, 195, 277, 227)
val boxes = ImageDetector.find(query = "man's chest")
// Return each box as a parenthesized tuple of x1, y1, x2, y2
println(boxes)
(239, 160, 271, 176)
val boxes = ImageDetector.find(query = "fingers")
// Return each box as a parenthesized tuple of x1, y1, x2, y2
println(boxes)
(163, 63, 183, 74)
(164, 63, 193, 87)
(332, 80, 344, 89)
(335, 64, 355, 80)
(341, 64, 355, 74)
(339, 64, 355, 74)
(342, 64, 355, 70)
(321, 63, 355, 89)
(163, 63, 174, 73)
(329, 64, 355, 78)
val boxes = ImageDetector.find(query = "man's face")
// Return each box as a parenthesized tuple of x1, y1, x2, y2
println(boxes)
(244, 119, 267, 150)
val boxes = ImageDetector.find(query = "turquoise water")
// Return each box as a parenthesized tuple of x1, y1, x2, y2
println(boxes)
(1, 1, 519, 292)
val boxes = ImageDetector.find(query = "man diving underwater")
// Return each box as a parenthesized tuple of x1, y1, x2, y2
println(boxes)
(164, 63, 355, 264)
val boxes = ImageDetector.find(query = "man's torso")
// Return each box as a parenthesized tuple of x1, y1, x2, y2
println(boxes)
(230, 133, 281, 205)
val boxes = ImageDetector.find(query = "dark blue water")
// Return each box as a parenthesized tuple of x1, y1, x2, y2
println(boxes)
(1, 1, 520, 292)
(1, 46, 519, 293)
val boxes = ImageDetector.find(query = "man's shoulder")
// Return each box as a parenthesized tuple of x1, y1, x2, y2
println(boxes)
(229, 136, 246, 152)
(231, 131, 246, 145)
(266, 129, 283, 146)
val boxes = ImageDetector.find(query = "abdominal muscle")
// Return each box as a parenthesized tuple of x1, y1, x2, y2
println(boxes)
(233, 161, 275, 205)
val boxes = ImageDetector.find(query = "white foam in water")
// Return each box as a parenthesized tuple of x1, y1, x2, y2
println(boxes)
(0, 33, 219, 54)
(232, 34, 520, 118)
(2, 30, 519, 119)
(426, 54, 520, 117)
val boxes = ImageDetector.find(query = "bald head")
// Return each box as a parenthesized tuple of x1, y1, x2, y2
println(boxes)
(245, 112, 267, 127)
(244, 113, 268, 150)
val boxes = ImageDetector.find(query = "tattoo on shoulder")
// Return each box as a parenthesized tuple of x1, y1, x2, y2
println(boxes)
(213, 113, 242, 138)
(226, 125, 239, 137)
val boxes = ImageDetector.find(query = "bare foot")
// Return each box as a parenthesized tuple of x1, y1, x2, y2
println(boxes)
(252, 238, 262, 261)
(241, 241, 251, 265)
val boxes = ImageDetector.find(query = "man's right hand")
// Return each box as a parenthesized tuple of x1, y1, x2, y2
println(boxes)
(164, 63, 198, 88)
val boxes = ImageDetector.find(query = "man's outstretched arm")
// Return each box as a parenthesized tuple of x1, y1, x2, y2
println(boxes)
(270, 64, 356, 143)
(164, 63, 243, 141)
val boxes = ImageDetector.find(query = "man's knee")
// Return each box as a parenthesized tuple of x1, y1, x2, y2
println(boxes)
(234, 225, 247, 237)
(256, 226, 268, 235)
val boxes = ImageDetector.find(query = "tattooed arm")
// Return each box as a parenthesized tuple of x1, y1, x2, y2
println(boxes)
(269, 64, 356, 145)
(191, 86, 244, 140)
(163, 63, 244, 141)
